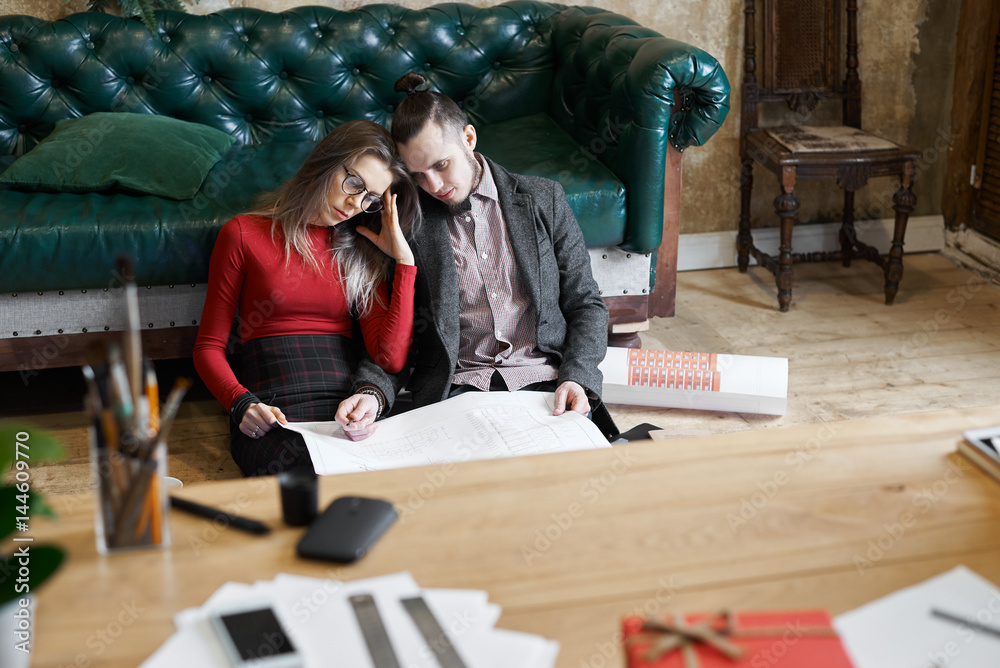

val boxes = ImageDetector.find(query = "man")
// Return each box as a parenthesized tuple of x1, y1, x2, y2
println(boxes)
(336, 72, 615, 440)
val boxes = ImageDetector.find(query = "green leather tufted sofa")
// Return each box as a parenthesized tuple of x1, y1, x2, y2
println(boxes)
(0, 2, 729, 373)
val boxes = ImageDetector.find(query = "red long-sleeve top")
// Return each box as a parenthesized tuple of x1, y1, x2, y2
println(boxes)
(193, 215, 416, 412)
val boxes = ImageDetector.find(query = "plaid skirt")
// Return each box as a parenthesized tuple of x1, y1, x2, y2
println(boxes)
(230, 334, 359, 477)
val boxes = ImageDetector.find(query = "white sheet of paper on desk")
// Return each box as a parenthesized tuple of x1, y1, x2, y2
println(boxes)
(598, 347, 788, 415)
(140, 571, 558, 668)
(283, 390, 610, 475)
(833, 565, 1000, 668)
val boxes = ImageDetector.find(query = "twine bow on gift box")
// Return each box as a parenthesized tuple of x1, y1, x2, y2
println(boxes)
(627, 611, 838, 668)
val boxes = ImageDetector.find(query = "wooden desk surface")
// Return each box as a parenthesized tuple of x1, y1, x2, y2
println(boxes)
(28, 405, 1000, 667)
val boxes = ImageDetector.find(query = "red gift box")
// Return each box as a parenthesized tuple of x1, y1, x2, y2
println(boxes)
(622, 610, 855, 668)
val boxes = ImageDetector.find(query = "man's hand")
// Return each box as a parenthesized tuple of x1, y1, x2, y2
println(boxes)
(240, 402, 287, 439)
(335, 394, 381, 441)
(552, 381, 590, 416)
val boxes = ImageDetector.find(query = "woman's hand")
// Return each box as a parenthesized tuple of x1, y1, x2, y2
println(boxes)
(356, 190, 415, 265)
(335, 394, 380, 441)
(240, 402, 288, 439)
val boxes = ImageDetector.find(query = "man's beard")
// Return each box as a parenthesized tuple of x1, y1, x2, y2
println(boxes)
(445, 150, 484, 215)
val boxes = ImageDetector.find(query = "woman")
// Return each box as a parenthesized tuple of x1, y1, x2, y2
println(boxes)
(194, 120, 420, 476)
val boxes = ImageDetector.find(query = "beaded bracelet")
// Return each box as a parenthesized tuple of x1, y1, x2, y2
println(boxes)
(356, 386, 385, 418)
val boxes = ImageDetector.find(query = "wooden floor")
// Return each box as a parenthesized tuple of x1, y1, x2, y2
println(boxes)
(5, 252, 1000, 496)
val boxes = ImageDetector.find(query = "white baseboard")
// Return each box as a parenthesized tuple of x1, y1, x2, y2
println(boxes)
(942, 226, 1000, 283)
(677, 214, 944, 272)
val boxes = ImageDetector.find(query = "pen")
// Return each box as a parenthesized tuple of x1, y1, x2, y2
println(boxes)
(931, 608, 1000, 639)
(169, 496, 271, 535)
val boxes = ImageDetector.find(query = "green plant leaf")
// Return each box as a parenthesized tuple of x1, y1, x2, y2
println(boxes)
(66, 1, 196, 34)
(137, 0, 158, 35)
(30, 493, 56, 520)
(82, 0, 114, 11)
(0, 546, 65, 607)
(0, 424, 64, 473)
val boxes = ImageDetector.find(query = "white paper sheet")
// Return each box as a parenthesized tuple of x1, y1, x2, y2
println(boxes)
(283, 391, 610, 475)
(834, 565, 1000, 668)
(141, 572, 559, 668)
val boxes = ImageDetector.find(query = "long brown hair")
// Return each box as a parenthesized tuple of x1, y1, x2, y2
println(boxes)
(252, 120, 420, 316)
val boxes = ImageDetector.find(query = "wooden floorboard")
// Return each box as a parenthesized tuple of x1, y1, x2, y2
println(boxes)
(3, 252, 999, 495)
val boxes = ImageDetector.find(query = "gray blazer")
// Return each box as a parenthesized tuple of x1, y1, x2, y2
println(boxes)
(354, 157, 609, 411)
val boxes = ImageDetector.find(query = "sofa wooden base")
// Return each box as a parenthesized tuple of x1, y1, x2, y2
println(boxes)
(0, 327, 201, 377)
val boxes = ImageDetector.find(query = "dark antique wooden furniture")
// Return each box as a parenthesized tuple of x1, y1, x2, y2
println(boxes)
(737, 0, 919, 311)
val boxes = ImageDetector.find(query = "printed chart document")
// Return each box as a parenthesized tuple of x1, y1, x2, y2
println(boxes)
(283, 391, 610, 475)
(834, 565, 1000, 668)
(598, 347, 789, 415)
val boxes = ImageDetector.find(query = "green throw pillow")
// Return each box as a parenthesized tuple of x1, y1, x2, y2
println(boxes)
(0, 112, 236, 200)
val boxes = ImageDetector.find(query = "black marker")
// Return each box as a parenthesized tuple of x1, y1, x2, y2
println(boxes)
(170, 496, 271, 535)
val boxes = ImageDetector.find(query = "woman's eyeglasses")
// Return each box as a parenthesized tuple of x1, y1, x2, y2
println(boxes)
(343, 170, 384, 213)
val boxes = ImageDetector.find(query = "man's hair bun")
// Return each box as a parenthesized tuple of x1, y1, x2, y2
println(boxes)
(394, 71, 429, 95)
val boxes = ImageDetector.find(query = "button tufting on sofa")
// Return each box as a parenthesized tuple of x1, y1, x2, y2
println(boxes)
(0, 2, 731, 363)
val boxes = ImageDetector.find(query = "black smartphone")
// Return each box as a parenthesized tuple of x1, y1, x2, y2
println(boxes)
(296, 496, 398, 563)
(209, 605, 302, 667)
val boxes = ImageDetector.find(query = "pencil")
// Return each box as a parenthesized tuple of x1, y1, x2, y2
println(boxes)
(107, 344, 134, 430)
(147, 378, 191, 459)
(146, 360, 160, 434)
(931, 608, 1000, 639)
(116, 255, 143, 419)
(150, 472, 162, 544)
(114, 460, 155, 547)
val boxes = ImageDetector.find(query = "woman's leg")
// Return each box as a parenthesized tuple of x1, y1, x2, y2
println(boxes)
(234, 334, 357, 476)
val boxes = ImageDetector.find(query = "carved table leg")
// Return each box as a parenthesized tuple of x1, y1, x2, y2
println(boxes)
(886, 163, 916, 305)
(737, 158, 754, 273)
(840, 189, 856, 267)
(774, 166, 798, 312)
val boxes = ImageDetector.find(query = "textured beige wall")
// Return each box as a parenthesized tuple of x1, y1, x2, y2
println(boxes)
(3, 0, 957, 234)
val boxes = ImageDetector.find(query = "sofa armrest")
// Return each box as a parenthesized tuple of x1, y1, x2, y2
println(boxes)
(548, 7, 730, 252)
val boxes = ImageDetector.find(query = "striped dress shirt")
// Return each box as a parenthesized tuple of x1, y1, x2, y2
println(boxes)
(449, 155, 559, 391)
